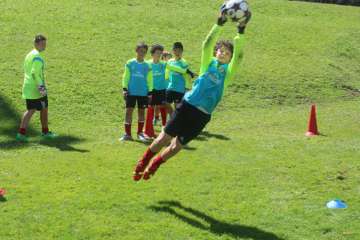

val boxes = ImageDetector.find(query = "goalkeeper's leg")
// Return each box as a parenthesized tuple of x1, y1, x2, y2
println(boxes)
(143, 137, 182, 180)
(132, 131, 172, 181)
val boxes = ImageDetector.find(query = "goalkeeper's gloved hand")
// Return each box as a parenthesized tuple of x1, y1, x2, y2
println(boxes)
(217, 14, 227, 26)
(123, 88, 128, 100)
(220, 3, 227, 15)
(218, 2, 228, 26)
(38, 85, 47, 97)
(237, 11, 252, 34)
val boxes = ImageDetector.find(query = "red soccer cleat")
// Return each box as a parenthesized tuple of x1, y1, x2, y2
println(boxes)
(133, 173, 142, 181)
(143, 157, 165, 181)
(132, 148, 157, 181)
(132, 158, 151, 181)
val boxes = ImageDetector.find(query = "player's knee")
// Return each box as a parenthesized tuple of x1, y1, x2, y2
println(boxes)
(157, 132, 171, 145)
(171, 139, 182, 152)
(126, 108, 134, 115)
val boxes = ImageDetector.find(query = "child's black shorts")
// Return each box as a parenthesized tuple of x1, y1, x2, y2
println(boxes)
(126, 95, 148, 109)
(166, 90, 184, 104)
(164, 100, 211, 145)
(150, 89, 166, 106)
(26, 96, 48, 111)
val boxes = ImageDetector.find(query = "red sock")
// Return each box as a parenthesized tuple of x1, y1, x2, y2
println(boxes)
(137, 121, 144, 134)
(142, 148, 156, 163)
(134, 148, 157, 177)
(19, 128, 26, 135)
(160, 107, 167, 126)
(144, 107, 155, 136)
(42, 127, 49, 134)
(155, 106, 160, 118)
(150, 155, 165, 169)
(154, 155, 164, 163)
(125, 123, 131, 136)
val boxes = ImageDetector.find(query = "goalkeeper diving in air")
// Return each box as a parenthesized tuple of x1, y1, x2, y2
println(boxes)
(132, 6, 252, 181)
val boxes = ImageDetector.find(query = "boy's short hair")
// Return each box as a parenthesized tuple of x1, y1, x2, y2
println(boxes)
(34, 34, 47, 43)
(172, 42, 184, 51)
(215, 40, 234, 56)
(150, 44, 164, 54)
(136, 42, 148, 51)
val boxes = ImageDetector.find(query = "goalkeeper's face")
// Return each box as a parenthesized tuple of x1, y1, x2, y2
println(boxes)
(173, 48, 183, 59)
(216, 46, 232, 64)
(35, 40, 47, 52)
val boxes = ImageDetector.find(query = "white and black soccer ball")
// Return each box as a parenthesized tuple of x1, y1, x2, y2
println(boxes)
(222, 0, 250, 22)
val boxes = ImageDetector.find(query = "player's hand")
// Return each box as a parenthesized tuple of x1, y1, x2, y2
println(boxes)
(186, 69, 196, 79)
(38, 85, 47, 97)
(237, 11, 252, 34)
(217, 13, 227, 26)
(220, 2, 227, 16)
(123, 88, 128, 100)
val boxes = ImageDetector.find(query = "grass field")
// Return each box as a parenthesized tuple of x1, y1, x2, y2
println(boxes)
(1, 0, 360, 239)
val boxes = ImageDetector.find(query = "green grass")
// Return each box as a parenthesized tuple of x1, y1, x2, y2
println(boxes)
(1, 0, 360, 239)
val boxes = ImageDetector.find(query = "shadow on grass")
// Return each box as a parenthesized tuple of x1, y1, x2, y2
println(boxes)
(182, 145, 196, 151)
(149, 201, 284, 240)
(196, 131, 230, 142)
(0, 95, 88, 153)
(133, 139, 152, 146)
(131, 139, 197, 151)
(0, 196, 7, 202)
(39, 135, 89, 153)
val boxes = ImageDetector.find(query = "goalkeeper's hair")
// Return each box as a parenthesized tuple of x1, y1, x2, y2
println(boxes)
(215, 40, 234, 56)
(136, 42, 148, 51)
(34, 34, 47, 43)
(150, 44, 164, 54)
(172, 42, 184, 51)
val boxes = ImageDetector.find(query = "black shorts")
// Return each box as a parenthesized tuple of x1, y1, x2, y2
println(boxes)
(150, 90, 166, 106)
(164, 100, 211, 145)
(126, 95, 148, 109)
(166, 90, 184, 104)
(26, 96, 48, 111)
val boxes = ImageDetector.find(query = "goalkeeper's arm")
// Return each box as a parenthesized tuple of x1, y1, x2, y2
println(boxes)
(223, 12, 251, 89)
(31, 59, 46, 96)
(200, 24, 223, 75)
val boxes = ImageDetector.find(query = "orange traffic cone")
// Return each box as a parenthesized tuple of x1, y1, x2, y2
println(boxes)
(306, 104, 319, 136)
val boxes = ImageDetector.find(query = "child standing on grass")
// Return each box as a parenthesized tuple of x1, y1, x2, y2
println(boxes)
(16, 34, 57, 142)
(165, 42, 195, 117)
(132, 11, 251, 180)
(153, 51, 173, 126)
(120, 42, 153, 142)
(144, 45, 192, 138)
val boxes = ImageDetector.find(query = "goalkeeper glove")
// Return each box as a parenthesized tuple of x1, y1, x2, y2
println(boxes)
(217, 3, 227, 27)
(217, 14, 227, 26)
(123, 88, 128, 100)
(237, 11, 252, 34)
(38, 85, 47, 97)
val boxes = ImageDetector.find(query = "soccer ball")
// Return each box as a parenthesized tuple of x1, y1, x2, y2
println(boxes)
(222, 0, 250, 22)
